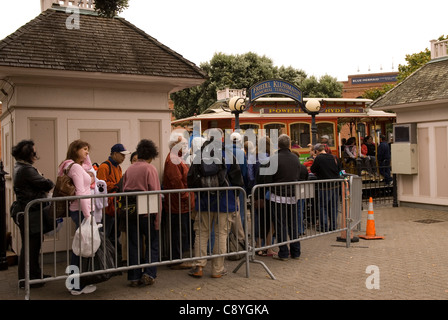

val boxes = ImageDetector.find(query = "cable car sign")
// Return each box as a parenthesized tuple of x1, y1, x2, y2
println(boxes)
(249, 79, 303, 103)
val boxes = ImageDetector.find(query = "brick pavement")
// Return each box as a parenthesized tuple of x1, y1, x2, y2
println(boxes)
(1, 205, 448, 301)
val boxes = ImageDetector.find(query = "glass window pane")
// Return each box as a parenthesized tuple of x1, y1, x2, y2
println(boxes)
(317, 123, 335, 147)
(290, 123, 310, 148)
(264, 123, 286, 138)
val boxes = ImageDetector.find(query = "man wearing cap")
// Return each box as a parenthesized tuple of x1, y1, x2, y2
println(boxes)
(320, 135, 329, 145)
(97, 143, 131, 250)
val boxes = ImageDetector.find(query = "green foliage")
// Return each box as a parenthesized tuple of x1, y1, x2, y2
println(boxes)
(301, 74, 343, 98)
(171, 52, 343, 119)
(94, 0, 129, 17)
(362, 84, 395, 100)
(396, 48, 431, 83)
(397, 34, 447, 83)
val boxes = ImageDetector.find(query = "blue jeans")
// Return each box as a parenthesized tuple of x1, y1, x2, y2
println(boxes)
(127, 214, 159, 281)
(297, 199, 306, 235)
(318, 187, 339, 232)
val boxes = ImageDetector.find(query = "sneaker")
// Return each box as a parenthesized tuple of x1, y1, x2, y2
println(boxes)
(141, 273, 155, 286)
(129, 280, 141, 287)
(273, 255, 289, 261)
(71, 285, 96, 295)
(188, 266, 203, 278)
(211, 269, 228, 278)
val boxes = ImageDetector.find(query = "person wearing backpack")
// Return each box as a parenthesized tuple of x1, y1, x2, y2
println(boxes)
(96, 143, 131, 258)
(187, 128, 244, 278)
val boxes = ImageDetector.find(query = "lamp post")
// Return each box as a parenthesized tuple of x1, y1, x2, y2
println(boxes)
(299, 98, 321, 146)
(227, 96, 247, 130)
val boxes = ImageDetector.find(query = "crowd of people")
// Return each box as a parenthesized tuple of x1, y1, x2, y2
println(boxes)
(338, 134, 392, 185)
(10, 130, 392, 295)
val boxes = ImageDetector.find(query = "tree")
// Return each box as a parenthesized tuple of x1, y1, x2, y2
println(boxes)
(301, 74, 343, 98)
(94, 0, 129, 17)
(171, 52, 343, 119)
(362, 83, 395, 101)
(396, 48, 431, 83)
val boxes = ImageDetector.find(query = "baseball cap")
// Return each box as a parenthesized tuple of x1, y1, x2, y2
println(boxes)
(111, 143, 131, 155)
(313, 143, 322, 151)
(230, 132, 242, 142)
(321, 135, 329, 140)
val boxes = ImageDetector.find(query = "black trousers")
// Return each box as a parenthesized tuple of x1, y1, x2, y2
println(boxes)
(17, 214, 43, 281)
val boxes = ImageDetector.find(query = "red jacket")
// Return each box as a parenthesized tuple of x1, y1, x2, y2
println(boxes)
(162, 151, 195, 214)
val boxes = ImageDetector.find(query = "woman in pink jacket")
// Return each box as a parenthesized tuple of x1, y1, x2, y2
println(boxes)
(58, 139, 96, 295)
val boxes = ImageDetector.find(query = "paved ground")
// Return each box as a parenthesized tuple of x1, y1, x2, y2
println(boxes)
(2, 205, 448, 304)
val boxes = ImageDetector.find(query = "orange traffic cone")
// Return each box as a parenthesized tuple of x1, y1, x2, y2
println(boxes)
(359, 197, 384, 240)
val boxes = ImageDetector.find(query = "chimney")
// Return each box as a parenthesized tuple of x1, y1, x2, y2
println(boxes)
(430, 39, 448, 60)
(40, 0, 95, 12)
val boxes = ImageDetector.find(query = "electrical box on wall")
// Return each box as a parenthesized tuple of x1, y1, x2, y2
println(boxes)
(391, 143, 418, 174)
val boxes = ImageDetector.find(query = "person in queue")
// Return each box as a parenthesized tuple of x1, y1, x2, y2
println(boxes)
(163, 133, 195, 269)
(187, 128, 244, 278)
(310, 143, 341, 232)
(122, 139, 161, 287)
(257, 134, 304, 261)
(11, 140, 55, 289)
(59, 139, 98, 295)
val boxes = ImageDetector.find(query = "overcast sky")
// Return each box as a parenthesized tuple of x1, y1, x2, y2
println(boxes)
(1, 0, 447, 81)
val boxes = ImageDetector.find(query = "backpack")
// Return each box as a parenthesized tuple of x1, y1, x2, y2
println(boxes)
(199, 156, 228, 189)
(100, 160, 123, 217)
(187, 144, 229, 191)
(50, 162, 76, 218)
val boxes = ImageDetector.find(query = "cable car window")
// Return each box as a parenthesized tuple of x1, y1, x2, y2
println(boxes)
(264, 123, 286, 138)
(290, 122, 311, 148)
(317, 122, 335, 147)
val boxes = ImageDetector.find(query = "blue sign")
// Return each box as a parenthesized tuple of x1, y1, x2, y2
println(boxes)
(249, 80, 302, 102)
(351, 75, 397, 84)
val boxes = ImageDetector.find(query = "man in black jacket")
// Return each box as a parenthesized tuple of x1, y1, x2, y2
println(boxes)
(310, 143, 341, 232)
(258, 134, 307, 260)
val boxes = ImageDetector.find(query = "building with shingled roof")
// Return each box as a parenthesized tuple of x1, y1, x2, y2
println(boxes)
(370, 39, 448, 209)
(0, 1, 206, 253)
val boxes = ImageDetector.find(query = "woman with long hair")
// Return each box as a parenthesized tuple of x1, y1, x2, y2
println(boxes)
(58, 139, 97, 295)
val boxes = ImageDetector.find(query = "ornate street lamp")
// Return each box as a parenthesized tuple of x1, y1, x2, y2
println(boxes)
(226, 96, 247, 130)
(299, 98, 322, 145)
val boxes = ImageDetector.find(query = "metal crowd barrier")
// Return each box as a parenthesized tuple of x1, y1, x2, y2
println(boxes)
(20, 177, 362, 299)
(235, 176, 362, 280)
(21, 186, 248, 300)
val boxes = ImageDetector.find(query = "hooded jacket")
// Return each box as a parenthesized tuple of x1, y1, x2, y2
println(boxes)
(58, 158, 92, 218)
